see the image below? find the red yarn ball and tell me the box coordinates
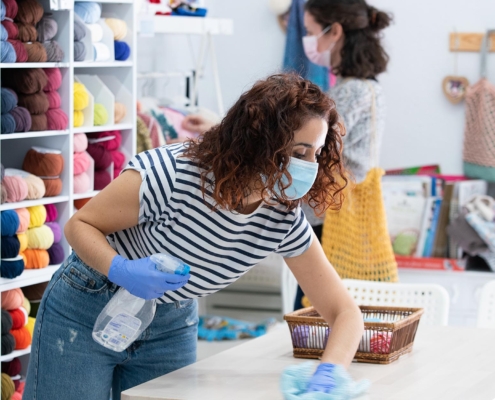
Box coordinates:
[1,21,19,39]
[8,309,26,330]
[370,332,392,354]
[46,108,68,130]
[110,150,125,170]
[87,143,112,170]
[94,170,111,190]
[45,90,61,109]
[3,0,18,19]
[87,130,122,151]
[43,68,62,92]
[1,357,21,377]
[7,39,28,62]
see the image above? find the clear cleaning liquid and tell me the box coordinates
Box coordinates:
[92,254,190,352]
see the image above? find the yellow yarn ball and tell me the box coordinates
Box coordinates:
[105,18,127,40]
[23,296,31,315]
[1,373,15,400]
[18,233,28,253]
[27,205,47,228]
[94,103,108,126]
[74,110,84,127]
[27,225,55,250]
[114,102,126,124]
[74,82,89,111]
[26,316,36,337]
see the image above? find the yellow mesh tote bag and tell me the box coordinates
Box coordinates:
[321,81,398,282]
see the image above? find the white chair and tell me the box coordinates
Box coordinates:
[343,279,450,326]
[477,280,495,329]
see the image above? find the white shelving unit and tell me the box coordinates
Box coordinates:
[0,0,137,367]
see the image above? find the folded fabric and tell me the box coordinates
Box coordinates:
[447,213,488,256]
[280,362,370,400]
[197,316,276,342]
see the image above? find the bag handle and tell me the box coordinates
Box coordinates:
[364,80,378,168]
[480,30,495,79]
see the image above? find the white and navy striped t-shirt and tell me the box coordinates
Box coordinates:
[107,144,313,303]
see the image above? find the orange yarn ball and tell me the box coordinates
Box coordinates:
[23,249,49,269]
[1,288,24,311]
[11,326,31,350]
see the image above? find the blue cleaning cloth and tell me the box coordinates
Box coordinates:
[283,0,328,92]
[280,362,370,400]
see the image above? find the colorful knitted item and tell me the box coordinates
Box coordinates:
[197,315,276,341]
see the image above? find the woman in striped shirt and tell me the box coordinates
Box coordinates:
[24,74,363,399]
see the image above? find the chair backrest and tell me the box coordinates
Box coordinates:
[477,280,495,329]
[343,279,450,326]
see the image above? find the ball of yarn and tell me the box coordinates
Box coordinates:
[2,358,21,376]
[41,177,62,197]
[93,103,108,126]
[1,39,16,62]
[43,68,62,92]
[44,204,57,222]
[47,242,64,264]
[23,174,45,200]
[74,197,91,210]
[94,169,111,190]
[73,17,86,41]
[73,172,91,194]
[17,233,27,252]
[23,249,49,269]
[8,38,28,61]
[74,82,89,111]
[26,316,35,337]
[22,297,30,316]
[11,326,30,350]
[1,373,15,399]
[114,102,126,124]
[1,236,20,259]
[105,18,127,40]
[93,42,110,61]
[10,107,31,132]
[2,20,18,39]
[1,113,16,134]
[370,332,392,354]
[2,68,47,95]
[74,133,88,153]
[18,91,49,115]
[46,108,68,130]
[74,40,86,61]
[87,130,122,151]
[24,41,47,62]
[0,256,24,279]
[3,0,17,19]
[14,208,29,233]
[12,391,22,400]
[1,88,17,114]
[27,225,54,250]
[15,0,43,25]
[36,16,57,42]
[74,2,101,24]
[1,24,6,40]
[111,150,125,169]
[45,222,61,243]
[86,23,102,42]
[1,210,20,236]
[27,205,46,228]
[1,311,12,334]
[73,110,84,127]
[16,22,36,41]
[1,288,23,310]
[2,177,28,203]
[1,334,16,356]
[29,113,47,131]
[43,40,64,62]
[114,40,130,61]
[8,309,26,330]
[22,148,65,177]
[87,143,112,170]
[0,1,5,19]
[73,151,91,175]
[45,90,61,110]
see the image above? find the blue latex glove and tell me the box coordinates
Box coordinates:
[108,255,190,300]
[306,363,336,394]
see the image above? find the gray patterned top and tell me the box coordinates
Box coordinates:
[302,77,385,227]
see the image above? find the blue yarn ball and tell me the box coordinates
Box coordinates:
[1,24,7,41]
[114,40,130,61]
[1,40,16,63]
[1,2,6,21]
[1,113,16,134]
[0,257,25,279]
[74,2,101,24]
[1,88,17,114]
[1,210,20,236]
[1,236,20,259]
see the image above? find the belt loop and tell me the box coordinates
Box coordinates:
[174,301,181,309]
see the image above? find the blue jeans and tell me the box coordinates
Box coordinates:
[24,252,198,400]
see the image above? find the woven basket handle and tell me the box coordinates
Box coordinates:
[364,80,378,168]
[480,30,494,79]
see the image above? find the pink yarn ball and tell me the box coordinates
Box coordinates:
[44,204,58,222]
[73,151,91,175]
[43,68,62,92]
[45,90,61,109]
[73,133,88,153]
[370,332,392,354]
[110,150,125,170]
[2,176,28,203]
[46,108,68,130]
[73,172,91,194]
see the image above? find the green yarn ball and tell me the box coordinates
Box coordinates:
[1,373,15,400]
[93,103,108,126]
[392,232,418,256]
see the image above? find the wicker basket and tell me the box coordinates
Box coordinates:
[284,306,424,364]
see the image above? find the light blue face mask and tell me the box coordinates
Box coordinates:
[273,157,319,200]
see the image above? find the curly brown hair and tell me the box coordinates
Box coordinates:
[183,74,347,214]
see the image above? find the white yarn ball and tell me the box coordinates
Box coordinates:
[268,0,291,15]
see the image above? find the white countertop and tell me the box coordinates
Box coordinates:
[122,324,495,400]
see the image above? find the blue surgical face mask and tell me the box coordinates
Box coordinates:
[273,157,319,200]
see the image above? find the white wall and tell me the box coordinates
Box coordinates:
[138,0,495,174]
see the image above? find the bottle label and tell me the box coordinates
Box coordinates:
[101,313,142,349]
